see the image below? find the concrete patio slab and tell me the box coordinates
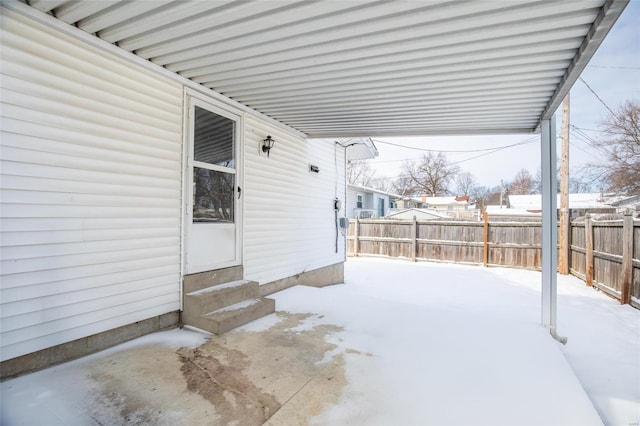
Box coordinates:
[1,258,619,425]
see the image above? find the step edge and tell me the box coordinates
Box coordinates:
[186,280,257,296]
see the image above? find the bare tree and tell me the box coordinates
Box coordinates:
[369,176,392,192]
[597,99,640,194]
[569,169,597,193]
[402,153,459,196]
[390,174,418,197]
[347,160,376,187]
[509,169,535,195]
[471,185,501,210]
[455,172,477,196]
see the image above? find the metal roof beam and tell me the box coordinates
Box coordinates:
[199,49,576,90]
[540,0,629,124]
[260,87,557,115]
[246,80,559,110]
[222,61,571,99]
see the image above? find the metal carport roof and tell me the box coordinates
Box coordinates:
[11,0,628,137]
[3,0,630,341]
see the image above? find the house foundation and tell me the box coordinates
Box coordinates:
[259,262,345,296]
[1,263,344,380]
[0,311,179,380]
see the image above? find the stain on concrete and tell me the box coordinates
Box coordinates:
[88,345,218,425]
[178,345,280,425]
[79,311,366,425]
[178,312,352,424]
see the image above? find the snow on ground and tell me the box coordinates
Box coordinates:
[270,258,639,425]
[488,266,640,425]
[1,258,637,425]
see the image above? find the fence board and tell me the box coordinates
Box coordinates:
[346,216,639,309]
[591,220,624,295]
[570,222,586,278]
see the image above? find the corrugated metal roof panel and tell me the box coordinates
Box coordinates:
[14,0,628,137]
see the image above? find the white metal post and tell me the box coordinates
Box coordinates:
[540,117,567,344]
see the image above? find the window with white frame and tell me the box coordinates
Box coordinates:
[357,193,363,209]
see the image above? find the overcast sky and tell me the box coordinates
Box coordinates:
[367,1,640,190]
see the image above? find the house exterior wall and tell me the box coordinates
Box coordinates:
[346,186,360,218]
[243,121,346,285]
[346,185,392,218]
[0,10,346,364]
[0,11,184,362]
[364,193,375,210]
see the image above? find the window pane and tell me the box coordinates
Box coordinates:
[193,167,234,223]
[194,106,235,168]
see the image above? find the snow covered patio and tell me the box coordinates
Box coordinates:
[2,258,638,425]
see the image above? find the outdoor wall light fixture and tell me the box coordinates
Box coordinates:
[262,135,275,157]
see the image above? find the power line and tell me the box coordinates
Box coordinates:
[371,136,537,153]
[569,139,595,156]
[572,125,628,137]
[588,65,640,70]
[570,126,606,133]
[368,136,538,167]
[569,133,593,156]
[570,125,599,145]
[449,149,509,165]
[578,77,616,116]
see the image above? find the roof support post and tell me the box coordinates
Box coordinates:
[540,117,567,344]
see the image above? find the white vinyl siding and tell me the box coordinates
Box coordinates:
[243,117,346,284]
[0,11,183,361]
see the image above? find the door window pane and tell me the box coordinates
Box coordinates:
[194,106,235,168]
[193,167,234,222]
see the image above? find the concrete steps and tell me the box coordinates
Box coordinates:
[202,298,276,334]
[182,270,275,334]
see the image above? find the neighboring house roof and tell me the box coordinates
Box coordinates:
[310,137,378,160]
[404,196,470,207]
[348,184,401,199]
[345,138,379,161]
[386,208,451,220]
[509,193,630,210]
[425,196,469,206]
[9,0,627,137]
[608,194,640,209]
[486,206,541,217]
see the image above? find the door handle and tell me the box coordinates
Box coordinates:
[237,186,242,199]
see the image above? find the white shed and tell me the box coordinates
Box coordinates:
[386,209,452,221]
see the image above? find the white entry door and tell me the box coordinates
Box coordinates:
[185,97,242,274]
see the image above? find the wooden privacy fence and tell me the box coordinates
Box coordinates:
[569,212,639,307]
[347,211,639,308]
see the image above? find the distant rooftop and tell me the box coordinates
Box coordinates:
[509,193,630,210]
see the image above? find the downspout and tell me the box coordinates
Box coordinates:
[541,117,568,345]
[334,142,340,254]
[343,144,348,261]
[337,141,356,261]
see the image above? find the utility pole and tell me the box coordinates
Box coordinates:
[559,94,570,274]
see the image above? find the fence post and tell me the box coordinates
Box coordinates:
[559,208,571,274]
[412,215,417,262]
[483,210,489,267]
[585,213,593,287]
[354,218,360,257]
[621,209,633,304]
